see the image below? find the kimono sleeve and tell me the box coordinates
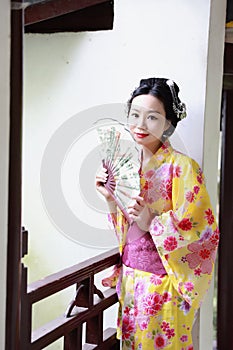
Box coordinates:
[101,208,128,288]
[107,207,129,254]
[149,156,219,309]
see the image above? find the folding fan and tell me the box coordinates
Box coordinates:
[95,118,141,223]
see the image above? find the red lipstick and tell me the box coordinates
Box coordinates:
[134,132,149,138]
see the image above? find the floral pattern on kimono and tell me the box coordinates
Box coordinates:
[103,141,219,349]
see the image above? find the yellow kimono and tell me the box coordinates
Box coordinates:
[105,141,219,350]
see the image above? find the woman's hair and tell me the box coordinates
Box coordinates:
[127,77,186,137]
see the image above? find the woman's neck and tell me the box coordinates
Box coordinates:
[141,142,162,168]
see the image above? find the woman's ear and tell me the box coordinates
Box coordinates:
[162,119,175,139]
[164,119,172,132]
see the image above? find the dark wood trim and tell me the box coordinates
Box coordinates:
[224,43,233,74]
[25,1,114,33]
[222,73,233,90]
[5,2,24,349]
[226,0,233,23]
[20,246,120,349]
[217,88,233,350]
[217,43,233,350]
[27,248,120,303]
[25,0,110,25]
[7,1,114,347]
[31,289,118,349]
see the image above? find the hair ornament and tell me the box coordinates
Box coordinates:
[166,79,187,120]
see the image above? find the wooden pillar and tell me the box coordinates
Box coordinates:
[5,1,24,349]
[64,327,83,350]
[217,42,233,350]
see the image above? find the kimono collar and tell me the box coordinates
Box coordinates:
[142,140,174,173]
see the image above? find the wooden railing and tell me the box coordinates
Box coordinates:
[20,228,121,350]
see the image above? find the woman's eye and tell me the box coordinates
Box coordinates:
[148,115,158,120]
[130,113,139,118]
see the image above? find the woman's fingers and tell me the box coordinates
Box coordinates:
[128,201,141,212]
[96,167,108,184]
[95,167,111,199]
[128,214,137,221]
[132,195,145,206]
[127,196,145,218]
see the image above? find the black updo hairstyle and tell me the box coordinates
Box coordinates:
[127,77,183,137]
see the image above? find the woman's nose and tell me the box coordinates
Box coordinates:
[137,115,146,128]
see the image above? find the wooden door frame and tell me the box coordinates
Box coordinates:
[217,42,233,350]
[6,2,114,348]
[5,1,24,349]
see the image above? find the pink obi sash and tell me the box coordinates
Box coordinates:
[122,222,167,275]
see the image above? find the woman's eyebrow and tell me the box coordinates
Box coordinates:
[147,109,162,114]
[130,108,140,112]
[131,107,161,114]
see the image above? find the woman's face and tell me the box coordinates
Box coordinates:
[128,94,170,153]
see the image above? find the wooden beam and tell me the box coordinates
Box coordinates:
[25,1,114,33]
[25,0,109,25]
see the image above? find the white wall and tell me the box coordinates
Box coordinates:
[0,0,11,348]
[23,0,225,348]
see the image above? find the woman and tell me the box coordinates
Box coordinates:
[96,78,219,349]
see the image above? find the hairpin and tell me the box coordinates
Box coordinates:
[166,80,187,120]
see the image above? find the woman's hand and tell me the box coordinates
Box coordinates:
[128,195,155,231]
[96,167,117,213]
[95,167,112,200]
